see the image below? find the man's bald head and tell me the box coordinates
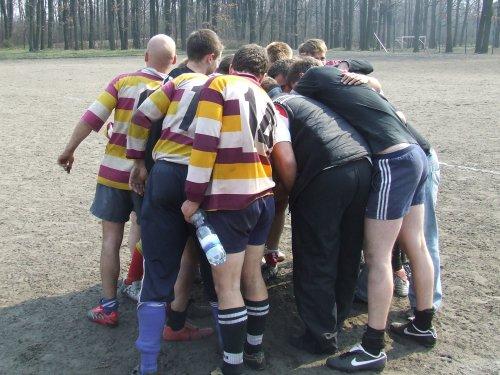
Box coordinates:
[145,34,177,73]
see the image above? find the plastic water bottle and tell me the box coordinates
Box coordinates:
[191,210,227,266]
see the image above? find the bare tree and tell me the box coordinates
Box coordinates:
[445,0,453,51]
[413,0,422,51]
[453,0,461,45]
[429,0,437,47]
[475,0,493,53]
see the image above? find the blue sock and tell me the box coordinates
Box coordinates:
[100,298,119,314]
[136,302,166,374]
[210,301,223,349]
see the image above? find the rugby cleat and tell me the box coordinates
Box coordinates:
[390,320,437,348]
[163,322,214,341]
[243,349,266,371]
[120,280,142,302]
[393,273,409,297]
[326,343,386,373]
[86,304,119,327]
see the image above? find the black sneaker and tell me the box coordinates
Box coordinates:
[243,350,266,371]
[390,320,437,348]
[326,343,386,373]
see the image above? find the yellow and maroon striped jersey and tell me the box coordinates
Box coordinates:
[185,73,278,211]
[126,72,210,164]
[80,68,166,190]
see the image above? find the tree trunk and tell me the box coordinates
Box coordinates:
[270,0,277,41]
[88,0,95,47]
[131,0,139,47]
[27,0,36,50]
[211,0,218,30]
[422,0,429,37]
[47,0,54,46]
[240,0,247,40]
[107,0,115,49]
[367,0,375,48]
[412,0,422,51]
[179,0,186,49]
[35,0,41,50]
[117,0,125,48]
[453,0,461,45]
[0,0,8,40]
[494,0,500,48]
[333,0,341,47]
[248,0,256,42]
[324,0,331,45]
[62,0,69,48]
[459,0,470,45]
[445,0,453,52]
[346,0,353,49]
[78,0,84,49]
[292,0,298,47]
[386,0,394,48]
[475,0,493,53]
[360,0,367,49]
[164,0,171,34]
[429,0,437,47]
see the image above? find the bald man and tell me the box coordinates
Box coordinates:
[57,34,177,327]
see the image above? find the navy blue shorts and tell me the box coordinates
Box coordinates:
[90,183,142,223]
[206,195,275,253]
[365,145,428,220]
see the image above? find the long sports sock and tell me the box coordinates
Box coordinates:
[361,325,385,356]
[166,306,187,331]
[125,242,144,285]
[244,299,269,354]
[218,306,247,375]
[136,302,166,374]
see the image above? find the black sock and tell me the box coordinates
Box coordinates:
[244,299,269,354]
[413,308,434,331]
[166,307,187,331]
[218,306,247,375]
[361,325,385,356]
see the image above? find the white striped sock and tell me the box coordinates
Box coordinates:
[223,351,243,365]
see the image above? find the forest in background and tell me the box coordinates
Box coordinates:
[0,0,498,55]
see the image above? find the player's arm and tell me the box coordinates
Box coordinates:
[127,82,174,195]
[57,77,119,173]
[337,59,374,75]
[182,81,223,221]
[340,72,382,92]
[271,104,296,193]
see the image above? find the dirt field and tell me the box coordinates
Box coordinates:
[0,52,499,375]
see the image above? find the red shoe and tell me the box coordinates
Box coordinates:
[163,322,214,341]
[86,304,119,327]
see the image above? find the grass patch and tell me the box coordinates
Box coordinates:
[0,48,147,60]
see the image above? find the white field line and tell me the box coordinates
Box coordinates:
[439,162,500,176]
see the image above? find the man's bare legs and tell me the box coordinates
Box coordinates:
[398,205,434,310]
[101,220,125,300]
[242,245,268,301]
[364,218,402,330]
[128,212,141,256]
[171,238,198,312]
[212,253,245,309]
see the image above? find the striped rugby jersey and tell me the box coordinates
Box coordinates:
[126,72,210,164]
[185,73,279,211]
[80,67,166,190]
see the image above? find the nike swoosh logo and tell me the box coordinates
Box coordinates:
[404,327,436,338]
[351,357,383,367]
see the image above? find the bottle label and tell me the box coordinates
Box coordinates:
[199,233,219,250]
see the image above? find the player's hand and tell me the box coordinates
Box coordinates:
[341,72,368,86]
[129,161,148,196]
[181,200,200,223]
[57,151,75,173]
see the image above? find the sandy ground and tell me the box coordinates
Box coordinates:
[0,52,499,375]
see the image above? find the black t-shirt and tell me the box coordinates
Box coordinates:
[166,65,194,81]
[294,66,417,154]
[274,93,371,203]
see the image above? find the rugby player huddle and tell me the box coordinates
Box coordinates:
[57,30,442,374]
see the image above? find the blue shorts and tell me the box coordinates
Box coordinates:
[90,183,142,223]
[206,195,275,253]
[365,145,428,220]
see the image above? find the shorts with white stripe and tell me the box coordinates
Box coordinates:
[365,145,428,220]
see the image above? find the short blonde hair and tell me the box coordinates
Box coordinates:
[298,39,327,56]
[266,41,293,64]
